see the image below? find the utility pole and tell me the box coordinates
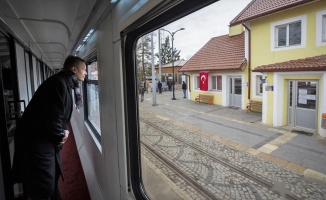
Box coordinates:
[160,28,185,100]
[151,32,156,106]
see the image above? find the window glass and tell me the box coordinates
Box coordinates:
[85,61,101,136]
[24,52,32,102]
[212,76,217,89]
[15,43,29,107]
[136,2,255,199]
[87,83,100,133]
[195,75,200,89]
[272,15,306,50]
[289,21,301,45]
[256,75,263,96]
[322,14,326,42]
[234,78,242,94]
[297,81,316,109]
[277,25,287,46]
[32,56,38,91]
[88,62,98,80]
[211,75,222,90]
[276,21,301,47]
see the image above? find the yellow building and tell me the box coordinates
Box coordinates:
[230,0,326,136]
[179,31,247,107]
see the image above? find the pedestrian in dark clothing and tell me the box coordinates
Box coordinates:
[140,81,146,102]
[182,81,187,98]
[12,55,87,200]
[158,81,162,94]
[167,80,172,91]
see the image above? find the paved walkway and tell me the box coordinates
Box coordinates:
[139,89,326,183]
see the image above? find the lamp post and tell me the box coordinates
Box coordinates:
[160,28,185,100]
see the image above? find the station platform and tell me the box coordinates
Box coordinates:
[139,89,326,199]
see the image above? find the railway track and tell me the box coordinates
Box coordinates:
[140,118,300,200]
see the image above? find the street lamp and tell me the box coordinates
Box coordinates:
[160,28,185,100]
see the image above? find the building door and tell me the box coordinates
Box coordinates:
[229,77,242,107]
[288,80,317,131]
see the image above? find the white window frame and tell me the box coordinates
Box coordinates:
[271,15,306,51]
[194,75,200,90]
[316,10,326,46]
[210,75,222,91]
[253,72,263,99]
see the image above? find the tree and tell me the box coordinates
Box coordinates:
[155,35,181,65]
[136,34,155,81]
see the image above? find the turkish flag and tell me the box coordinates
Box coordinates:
[200,71,208,91]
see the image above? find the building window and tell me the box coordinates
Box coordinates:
[271,15,306,51]
[316,10,326,46]
[276,21,301,47]
[256,75,263,96]
[194,75,200,89]
[211,75,222,91]
[85,59,101,140]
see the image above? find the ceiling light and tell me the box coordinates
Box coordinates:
[76,44,84,52]
[83,29,94,42]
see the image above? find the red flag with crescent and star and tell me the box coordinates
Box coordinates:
[199,71,208,91]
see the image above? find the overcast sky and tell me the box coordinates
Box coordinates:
[152,0,252,60]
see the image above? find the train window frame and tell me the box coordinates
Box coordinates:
[121,0,218,199]
[83,53,101,143]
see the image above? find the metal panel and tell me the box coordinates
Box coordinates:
[296,108,316,130]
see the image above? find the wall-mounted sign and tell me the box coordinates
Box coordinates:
[265,85,274,91]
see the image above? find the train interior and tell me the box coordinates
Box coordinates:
[1,0,326,199]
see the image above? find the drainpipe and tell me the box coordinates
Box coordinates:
[242,23,251,101]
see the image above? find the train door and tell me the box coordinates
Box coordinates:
[288,80,318,131]
[229,77,242,107]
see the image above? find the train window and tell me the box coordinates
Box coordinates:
[124,0,324,199]
[84,58,101,140]
[24,52,32,102]
[15,43,29,107]
[32,56,38,91]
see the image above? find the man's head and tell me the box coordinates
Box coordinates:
[63,55,87,81]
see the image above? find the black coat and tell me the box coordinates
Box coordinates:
[12,71,73,198]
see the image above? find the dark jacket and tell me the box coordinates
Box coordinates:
[182,82,187,90]
[12,71,74,198]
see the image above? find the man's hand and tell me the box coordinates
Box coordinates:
[60,130,69,144]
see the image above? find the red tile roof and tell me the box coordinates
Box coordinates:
[230,0,315,26]
[179,33,246,72]
[253,54,326,72]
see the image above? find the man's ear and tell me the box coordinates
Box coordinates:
[72,66,77,73]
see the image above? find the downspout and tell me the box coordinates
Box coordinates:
[242,23,251,101]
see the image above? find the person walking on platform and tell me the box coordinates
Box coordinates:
[182,81,187,98]
[167,80,172,91]
[12,55,87,200]
[158,81,162,94]
[140,81,146,102]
